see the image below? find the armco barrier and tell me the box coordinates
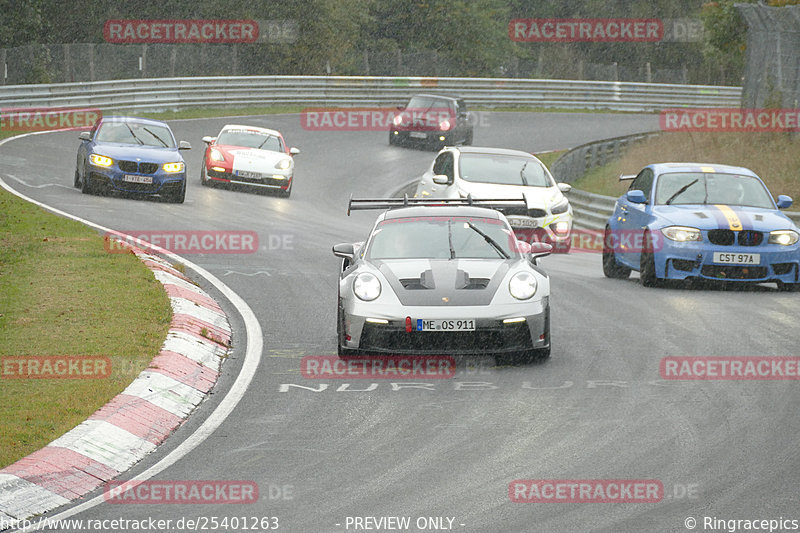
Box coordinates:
[549,131,661,185]
[566,189,618,230]
[0,75,741,113]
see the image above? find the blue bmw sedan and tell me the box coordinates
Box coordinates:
[74,116,191,203]
[602,163,800,290]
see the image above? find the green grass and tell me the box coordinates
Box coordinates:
[572,132,800,201]
[137,105,308,122]
[0,188,172,468]
[533,149,568,169]
[475,106,644,114]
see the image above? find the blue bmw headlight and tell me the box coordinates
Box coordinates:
[90,154,113,167]
[661,226,702,242]
[163,162,185,173]
[769,230,800,245]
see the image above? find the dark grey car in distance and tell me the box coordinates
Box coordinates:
[389,94,474,149]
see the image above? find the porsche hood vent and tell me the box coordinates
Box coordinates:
[399,269,489,290]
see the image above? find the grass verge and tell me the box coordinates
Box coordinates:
[572,132,800,201]
[533,149,568,169]
[0,187,172,468]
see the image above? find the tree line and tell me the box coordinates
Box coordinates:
[0,0,795,84]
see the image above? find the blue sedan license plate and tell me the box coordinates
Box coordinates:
[417,319,475,331]
[123,174,152,184]
[713,252,759,264]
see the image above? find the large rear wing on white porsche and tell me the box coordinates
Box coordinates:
[347,193,527,215]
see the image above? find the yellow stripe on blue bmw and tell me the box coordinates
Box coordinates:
[714,204,743,231]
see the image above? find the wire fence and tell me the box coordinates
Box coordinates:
[1,42,728,87]
[738,4,800,108]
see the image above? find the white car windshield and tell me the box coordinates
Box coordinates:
[367,217,517,260]
[459,154,553,187]
[216,130,284,152]
[655,172,775,208]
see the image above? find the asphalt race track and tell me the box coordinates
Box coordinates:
[3,112,800,532]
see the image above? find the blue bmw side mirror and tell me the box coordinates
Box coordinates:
[777,195,793,209]
[626,190,647,204]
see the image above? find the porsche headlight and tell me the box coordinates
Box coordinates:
[353,272,381,301]
[392,114,404,126]
[509,271,537,300]
[162,162,185,173]
[275,158,292,170]
[769,230,800,246]
[550,198,569,215]
[661,226,702,242]
[210,148,225,162]
[439,119,451,131]
[89,154,113,167]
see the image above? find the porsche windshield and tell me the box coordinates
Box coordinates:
[458,154,553,187]
[216,130,284,152]
[367,217,516,260]
[655,172,775,208]
[96,122,175,148]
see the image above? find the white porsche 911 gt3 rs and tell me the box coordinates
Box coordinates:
[333,196,554,363]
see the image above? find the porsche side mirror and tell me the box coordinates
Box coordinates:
[777,195,793,209]
[529,241,553,259]
[201,136,216,144]
[79,131,91,141]
[332,243,355,260]
[289,147,300,156]
[515,241,532,255]
[178,140,191,150]
[626,190,647,204]
[432,174,450,185]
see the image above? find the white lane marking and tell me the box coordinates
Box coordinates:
[0,132,263,530]
[223,269,273,277]
[5,174,73,190]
